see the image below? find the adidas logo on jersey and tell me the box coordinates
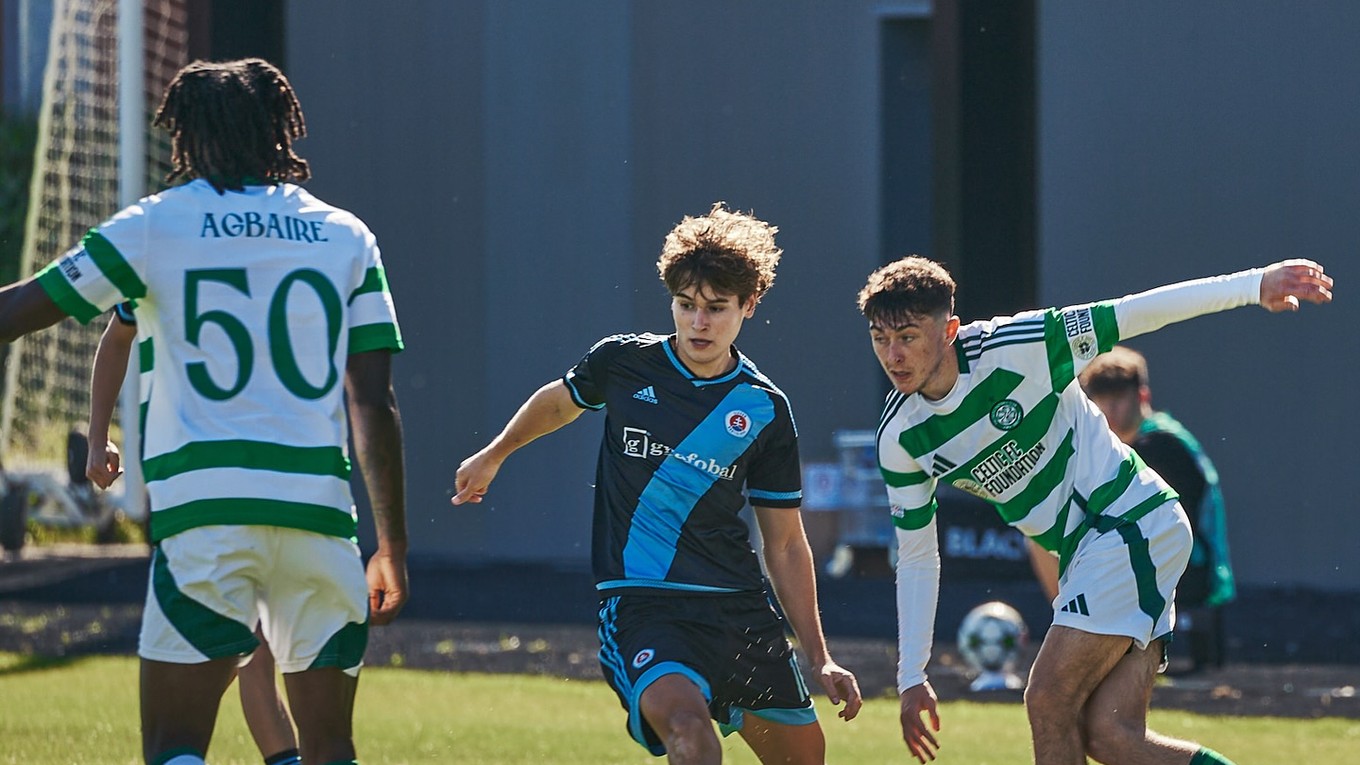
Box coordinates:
[931,455,957,477]
[632,386,658,404]
[1060,593,1090,616]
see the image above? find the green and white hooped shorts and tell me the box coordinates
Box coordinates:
[1051,501,1192,650]
[139,525,369,676]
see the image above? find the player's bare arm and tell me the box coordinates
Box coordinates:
[899,682,941,763]
[0,279,70,344]
[452,379,584,506]
[754,505,863,721]
[346,349,409,625]
[86,316,136,489]
[1259,259,1333,312]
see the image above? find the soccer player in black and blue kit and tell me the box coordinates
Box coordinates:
[453,203,861,764]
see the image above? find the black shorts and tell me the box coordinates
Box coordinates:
[596,591,816,755]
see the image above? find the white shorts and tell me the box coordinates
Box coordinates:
[1051,502,1192,649]
[139,525,369,675]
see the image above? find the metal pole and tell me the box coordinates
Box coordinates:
[116,0,146,519]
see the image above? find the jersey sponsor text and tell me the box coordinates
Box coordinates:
[621,426,737,480]
[58,251,86,281]
[970,439,1047,496]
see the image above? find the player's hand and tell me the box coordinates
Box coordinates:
[85,439,122,489]
[814,659,863,721]
[366,548,408,626]
[899,682,941,763]
[451,448,502,505]
[1260,259,1333,312]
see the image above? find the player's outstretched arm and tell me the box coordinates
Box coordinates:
[0,279,72,344]
[1258,259,1333,312]
[1104,259,1333,342]
[346,349,408,626]
[86,317,136,489]
[754,505,863,721]
[451,379,584,506]
[900,682,941,763]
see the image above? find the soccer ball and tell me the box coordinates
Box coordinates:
[957,600,1027,675]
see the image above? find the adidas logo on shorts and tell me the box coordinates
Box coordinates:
[1060,593,1090,616]
[632,386,658,404]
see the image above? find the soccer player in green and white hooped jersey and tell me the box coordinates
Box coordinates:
[857,256,1332,765]
[1028,345,1238,673]
[0,59,407,765]
[86,303,303,765]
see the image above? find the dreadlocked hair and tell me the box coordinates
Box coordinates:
[153,58,309,193]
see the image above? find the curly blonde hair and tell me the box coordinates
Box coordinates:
[657,202,782,304]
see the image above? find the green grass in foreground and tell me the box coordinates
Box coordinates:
[0,654,1356,764]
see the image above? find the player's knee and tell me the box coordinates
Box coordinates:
[1023,675,1074,725]
[141,717,215,764]
[296,726,355,765]
[662,707,714,739]
[659,709,720,757]
[1083,715,1143,763]
[1021,677,1053,716]
[297,741,356,765]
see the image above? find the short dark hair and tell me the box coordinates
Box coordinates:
[154,58,310,193]
[857,256,955,325]
[1079,346,1149,397]
[657,202,781,305]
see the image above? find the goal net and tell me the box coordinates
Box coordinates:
[1,0,187,476]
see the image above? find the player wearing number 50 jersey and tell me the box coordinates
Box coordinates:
[0,59,407,765]
[42,178,400,540]
[859,256,1331,765]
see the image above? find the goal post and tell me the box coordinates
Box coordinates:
[117,0,145,517]
[1,0,188,519]
[1,0,120,471]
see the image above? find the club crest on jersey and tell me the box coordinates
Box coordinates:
[989,399,1024,430]
[632,649,655,669]
[725,410,751,438]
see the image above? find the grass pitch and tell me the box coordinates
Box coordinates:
[0,653,1356,764]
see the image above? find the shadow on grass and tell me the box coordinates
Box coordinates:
[0,652,82,678]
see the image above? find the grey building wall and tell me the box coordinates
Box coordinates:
[285,1,901,567]
[1038,2,1360,590]
[283,1,1357,591]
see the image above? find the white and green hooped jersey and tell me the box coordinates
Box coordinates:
[36,179,402,542]
[882,269,1263,691]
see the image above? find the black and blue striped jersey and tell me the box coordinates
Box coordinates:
[564,333,802,596]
